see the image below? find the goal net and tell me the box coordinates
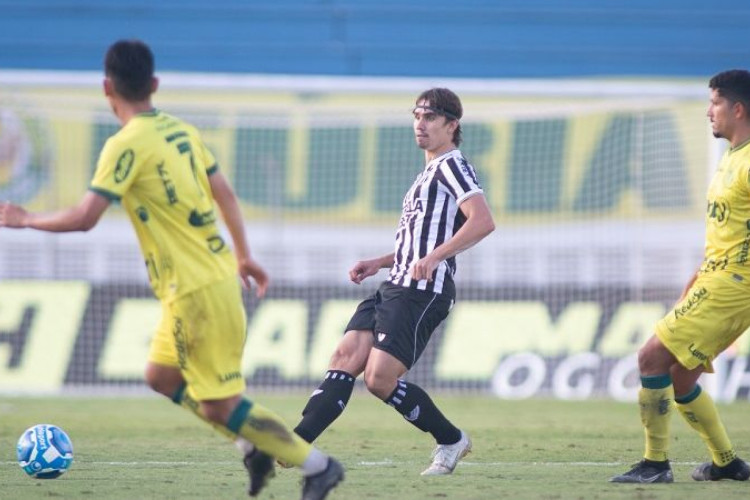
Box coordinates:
[1,71,745,400]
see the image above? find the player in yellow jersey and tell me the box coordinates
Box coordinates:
[611,69,750,484]
[0,39,343,500]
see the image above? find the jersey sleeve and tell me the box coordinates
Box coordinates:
[193,129,219,176]
[439,156,484,204]
[89,137,139,201]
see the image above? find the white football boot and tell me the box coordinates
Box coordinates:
[421,430,472,476]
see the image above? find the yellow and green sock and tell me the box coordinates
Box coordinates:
[676,384,736,466]
[639,374,674,462]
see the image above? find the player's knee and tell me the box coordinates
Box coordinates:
[637,337,673,375]
[363,370,395,400]
[143,364,183,398]
[329,345,367,374]
[328,346,350,367]
[636,344,656,374]
[200,404,225,424]
[144,369,170,396]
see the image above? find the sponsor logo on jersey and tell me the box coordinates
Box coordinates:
[674,287,708,318]
[114,149,135,183]
[188,208,216,227]
[173,317,187,370]
[707,198,730,227]
[206,235,226,253]
[135,206,149,222]
[688,343,709,362]
[218,371,242,383]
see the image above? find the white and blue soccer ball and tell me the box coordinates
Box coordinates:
[16,424,74,479]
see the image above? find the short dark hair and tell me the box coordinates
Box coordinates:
[416,88,463,146]
[104,39,155,101]
[709,69,750,119]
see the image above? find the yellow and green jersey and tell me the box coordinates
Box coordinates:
[90,110,235,301]
[702,139,750,277]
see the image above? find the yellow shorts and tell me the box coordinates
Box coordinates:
[148,276,247,400]
[655,271,750,372]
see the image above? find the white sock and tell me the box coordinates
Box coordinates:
[301,448,328,476]
[235,438,255,456]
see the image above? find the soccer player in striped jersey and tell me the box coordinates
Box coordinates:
[611,69,750,484]
[285,88,495,475]
[0,39,343,500]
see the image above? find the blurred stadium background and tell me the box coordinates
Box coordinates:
[2,0,750,401]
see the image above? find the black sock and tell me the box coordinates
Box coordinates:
[644,458,670,469]
[294,370,355,443]
[385,380,461,445]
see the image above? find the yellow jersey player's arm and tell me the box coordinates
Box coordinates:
[208,169,269,298]
[677,268,701,302]
[0,191,110,232]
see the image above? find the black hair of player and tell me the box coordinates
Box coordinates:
[104,39,155,102]
[709,69,750,119]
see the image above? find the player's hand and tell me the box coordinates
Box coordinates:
[410,255,439,282]
[349,260,380,284]
[238,257,269,298]
[0,202,29,228]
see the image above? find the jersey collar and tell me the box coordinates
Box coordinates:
[426,148,458,167]
[730,137,750,153]
[135,108,160,118]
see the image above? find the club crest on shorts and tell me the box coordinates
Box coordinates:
[377,332,387,343]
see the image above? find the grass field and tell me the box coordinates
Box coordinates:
[2,393,750,499]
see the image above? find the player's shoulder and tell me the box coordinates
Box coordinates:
[441,149,477,174]
[156,110,196,131]
[726,142,750,182]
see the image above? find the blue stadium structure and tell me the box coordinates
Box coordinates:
[1,0,749,78]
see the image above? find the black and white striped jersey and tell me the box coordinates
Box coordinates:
[388,149,483,293]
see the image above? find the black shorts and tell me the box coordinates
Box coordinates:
[345,280,454,369]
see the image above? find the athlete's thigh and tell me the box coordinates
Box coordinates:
[148,301,179,368]
[656,272,750,372]
[169,277,247,400]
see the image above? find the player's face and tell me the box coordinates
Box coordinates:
[707,88,735,140]
[413,100,456,153]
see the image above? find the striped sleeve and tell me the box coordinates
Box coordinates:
[439,156,483,203]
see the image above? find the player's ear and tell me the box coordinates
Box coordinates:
[103,77,114,97]
[447,117,458,134]
[151,77,159,95]
[732,100,747,120]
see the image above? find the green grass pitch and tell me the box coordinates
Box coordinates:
[1,393,749,499]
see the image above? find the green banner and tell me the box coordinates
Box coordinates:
[1,87,709,222]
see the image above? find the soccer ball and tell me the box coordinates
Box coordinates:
[16,424,74,479]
